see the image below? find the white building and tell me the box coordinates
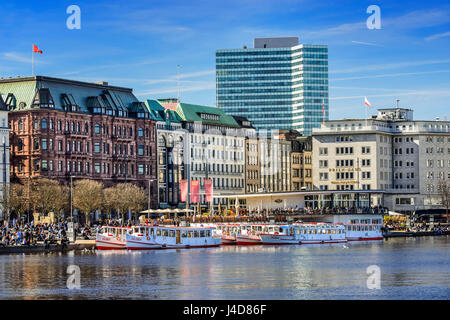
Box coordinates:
[172,101,246,211]
[312,108,450,214]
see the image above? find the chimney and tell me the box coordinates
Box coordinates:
[94,81,109,86]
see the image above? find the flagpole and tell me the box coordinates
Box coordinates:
[365,98,368,127]
[31,45,34,76]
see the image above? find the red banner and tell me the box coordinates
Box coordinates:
[190,180,200,203]
[204,179,213,202]
[180,179,188,202]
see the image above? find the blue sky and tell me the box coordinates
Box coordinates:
[1,0,449,121]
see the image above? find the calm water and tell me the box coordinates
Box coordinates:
[0,236,449,300]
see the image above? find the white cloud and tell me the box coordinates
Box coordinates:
[2,52,48,64]
[136,82,216,96]
[351,41,381,47]
[331,59,450,74]
[332,69,450,81]
[425,30,450,41]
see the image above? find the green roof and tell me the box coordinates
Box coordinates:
[145,99,182,123]
[175,102,239,127]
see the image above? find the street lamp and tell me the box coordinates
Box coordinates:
[148,178,156,210]
[70,175,75,222]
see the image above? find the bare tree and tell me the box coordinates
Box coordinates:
[437,180,450,224]
[103,187,119,220]
[0,183,28,221]
[73,179,104,226]
[113,183,148,225]
[33,178,69,221]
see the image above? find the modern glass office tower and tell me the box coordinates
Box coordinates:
[216,37,328,135]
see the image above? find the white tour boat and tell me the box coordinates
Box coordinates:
[260,223,347,245]
[343,223,383,241]
[125,225,221,250]
[213,223,242,245]
[96,226,131,250]
[236,223,291,245]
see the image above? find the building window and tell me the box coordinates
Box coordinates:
[94,143,101,153]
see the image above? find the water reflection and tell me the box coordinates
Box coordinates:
[0,236,448,299]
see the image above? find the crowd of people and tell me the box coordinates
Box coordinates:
[0,220,94,247]
[244,205,388,216]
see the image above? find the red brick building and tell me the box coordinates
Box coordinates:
[1,76,158,207]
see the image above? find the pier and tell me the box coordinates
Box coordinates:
[0,240,95,255]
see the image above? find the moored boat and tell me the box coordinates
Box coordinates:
[342,223,383,241]
[235,223,291,245]
[96,226,131,250]
[125,225,221,250]
[260,223,347,245]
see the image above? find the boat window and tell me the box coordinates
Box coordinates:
[182,231,187,237]
[200,230,205,237]
[169,230,175,237]
[156,229,161,236]
[151,228,154,235]
[357,226,361,231]
[140,228,145,234]
[162,229,169,237]
[279,227,284,233]
[206,230,211,237]
[194,231,199,237]
[134,227,139,233]
[188,231,194,238]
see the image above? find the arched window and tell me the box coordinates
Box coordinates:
[18,120,23,131]
[94,123,100,134]
[41,118,47,129]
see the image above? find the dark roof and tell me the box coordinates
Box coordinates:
[0,76,139,114]
[232,116,254,129]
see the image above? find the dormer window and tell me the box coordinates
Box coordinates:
[199,113,219,121]
[61,93,79,112]
[32,88,54,108]
[5,93,16,110]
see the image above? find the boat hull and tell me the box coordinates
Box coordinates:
[260,234,299,245]
[236,235,262,245]
[95,239,126,250]
[220,235,237,245]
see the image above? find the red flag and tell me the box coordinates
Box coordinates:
[180,179,188,202]
[204,179,213,202]
[33,44,43,54]
[190,180,200,203]
[364,96,373,108]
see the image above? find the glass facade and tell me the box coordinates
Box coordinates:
[216,43,328,135]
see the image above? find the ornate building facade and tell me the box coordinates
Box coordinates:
[1,76,158,207]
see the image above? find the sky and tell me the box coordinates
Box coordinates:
[0,0,449,121]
